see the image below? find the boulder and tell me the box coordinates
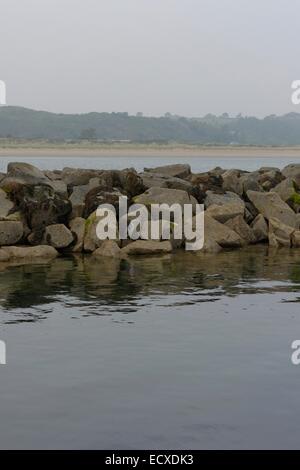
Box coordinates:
[43,224,74,249]
[69,217,86,252]
[206,202,245,223]
[43,170,62,181]
[144,164,191,179]
[196,238,222,254]
[49,180,68,198]
[251,214,268,242]
[258,169,284,191]
[0,188,14,218]
[240,172,262,193]
[117,169,145,197]
[268,217,294,247]
[83,210,120,252]
[61,167,101,187]
[188,171,223,195]
[69,185,90,218]
[222,169,243,196]
[122,240,173,255]
[203,214,243,248]
[225,215,256,245]
[133,187,198,212]
[0,249,10,262]
[2,245,58,259]
[84,187,125,218]
[93,240,121,258]
[270,177,298,203]
[282,164,300,185]
[204,190,245,209]
[292,231,300,247]
[2,162,50,187]
[140,172,193,192]
[247,190,297,228]
[0,221,23,245]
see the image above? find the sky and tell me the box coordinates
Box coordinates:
[0,0,299,117]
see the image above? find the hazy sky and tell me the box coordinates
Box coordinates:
[0,0,299,117]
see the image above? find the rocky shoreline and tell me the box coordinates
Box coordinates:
[0,161,300,262]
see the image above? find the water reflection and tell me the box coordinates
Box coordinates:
[0,245,300,324]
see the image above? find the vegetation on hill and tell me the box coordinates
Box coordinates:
[1,106,300,145]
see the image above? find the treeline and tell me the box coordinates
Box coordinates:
[1,106,300,145]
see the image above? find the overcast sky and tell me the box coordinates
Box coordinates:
[0,0,298,117]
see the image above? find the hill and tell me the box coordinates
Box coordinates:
[1,106,300,145]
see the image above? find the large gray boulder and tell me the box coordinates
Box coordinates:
[270,177,299,203]
[133,187,198,212]
[203,214,243,248]
[292,231,300,247]
[282,164,300,185]
[44,224,74,249]
[204,190,245,223]
[247,190,297,228]
[13,185,71,242]
[1,163,67,197]
[0,188,14,218]
[268,217,294,247]
[69,217,85,252]
[251,214,268,242]
[225,215,256,245]
[240,172,262,193]
[258,169,284,191]
[69,185,90,218]
[140,172,194,192]
[61,168,101,186]
[122,240,173,255]
[2,162,50,187]
[83,210,120,252]
[0,249,10,261]
[93,240,121,258]
[2,245,58,259]
[0,221,23,245]
[205,203,245,223]
[204,190,245,209]
[144,164,191,179]
[222,169,244,196]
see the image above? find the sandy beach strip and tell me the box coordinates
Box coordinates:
[0,145,300,158]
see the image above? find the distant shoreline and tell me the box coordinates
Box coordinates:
[0,144,300,157]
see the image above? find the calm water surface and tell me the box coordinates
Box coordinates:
[1,155,300,449]
[0,247,300,449]
[1,154,300,172]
